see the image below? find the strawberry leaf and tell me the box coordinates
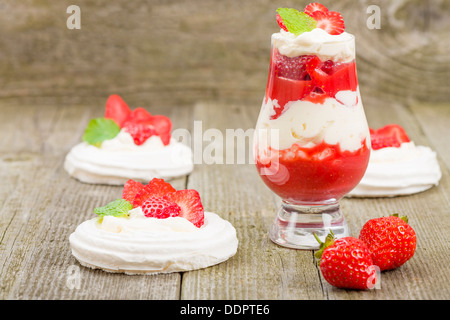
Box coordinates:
[82,118,121,147]
[94,199,132,218]
[276,8,317,35]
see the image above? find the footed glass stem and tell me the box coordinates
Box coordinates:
[269,201,349,250]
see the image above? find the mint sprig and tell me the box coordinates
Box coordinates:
[82,118,120,147]
[94,199,132,219]
[276,8,317,36]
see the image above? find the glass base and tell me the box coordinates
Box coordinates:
[269,201,349,250]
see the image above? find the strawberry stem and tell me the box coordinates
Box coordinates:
[313,230,335,263]
[392,213,409,224]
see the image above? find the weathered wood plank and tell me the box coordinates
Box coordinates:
[0,0,448,106]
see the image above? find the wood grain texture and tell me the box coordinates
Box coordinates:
[0,0,449,301]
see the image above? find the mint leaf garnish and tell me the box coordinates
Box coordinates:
[94,199,132,218]
[82,118,120,147]
[276,8,317,35]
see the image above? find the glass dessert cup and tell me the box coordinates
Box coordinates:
[254,35,371,249]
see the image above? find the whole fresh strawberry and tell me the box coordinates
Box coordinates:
[359,214,417,271]
[314,232,377,290]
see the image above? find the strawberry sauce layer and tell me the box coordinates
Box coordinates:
[265,50,358,119]
[255,140,370,204]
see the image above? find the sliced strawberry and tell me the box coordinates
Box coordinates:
[141,197,181,219]
[311,10,345,35]
[276,13,288,32]
[122,107,153,125]
[304,2,329,16]
[370,125,410,150]
[149,115,172,146]
[122,179,144,203]
[123,121,156,145]
[105,94,132,127]
[132,178,176,208]
[163,190,204,228]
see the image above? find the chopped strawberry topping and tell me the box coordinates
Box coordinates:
[105,94,132,127]
[141,197,181,219]
[276,13,288,32]
[149,115,172,145]
[163,190,204,228]
[132,178,176,208]
[122,179,144,203]
[370,125,410,150]
[304,2,329,16]
[311,10,345,35]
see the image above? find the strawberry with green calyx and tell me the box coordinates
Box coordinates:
[359,214,417,271]
[314,231,377,290]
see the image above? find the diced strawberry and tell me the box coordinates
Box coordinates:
[311,10,345,35]
[105,94,132,127]
[307,60,358,98]
[150,115,172,146]
[141,197,181,219]
[370,125,410,150]
[275,53,316,81]
[132,178,176,208]
[123,121,156,145]
[122,107,153,125]
[163,190,204,228]
[122,179,144,203]
[304,2,329,16]
[276,13,288,32]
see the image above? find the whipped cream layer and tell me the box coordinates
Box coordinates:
[64,130,194,185]
[272,28,355,62]
[69,210,238,274]
[255,90,370,152]
[349,142,442,197]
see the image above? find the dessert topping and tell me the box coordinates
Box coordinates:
[370,124,411,150]
[83,95,173,147]
[276,3,345,36]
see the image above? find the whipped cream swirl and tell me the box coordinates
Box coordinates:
[69,210,238,274]
[349,142,442,197]
[64,130,194,185]
[272,28,355,62]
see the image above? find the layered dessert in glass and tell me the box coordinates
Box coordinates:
[254,4,370,249]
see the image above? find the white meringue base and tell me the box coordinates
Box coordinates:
[348,142,441,197]
[69,212,238,275]
[64,137,194,185]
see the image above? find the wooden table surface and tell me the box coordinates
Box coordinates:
[0,0,449,301]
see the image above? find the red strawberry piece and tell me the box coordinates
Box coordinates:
[276,13,288,32]
[123,107,153,125]
[132,178,176,208]
[123,121,156,145]
[122,179,144,203]
[105,94,132,127]
[304,2,329,16]
[311,10,345,35]
[149,115,172,146]
[163,190,204,228]
[315,232,377,290]
[141,197,181,219]
[275,53,316,81]
[359,214,417,271]
[369,124,410,150]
